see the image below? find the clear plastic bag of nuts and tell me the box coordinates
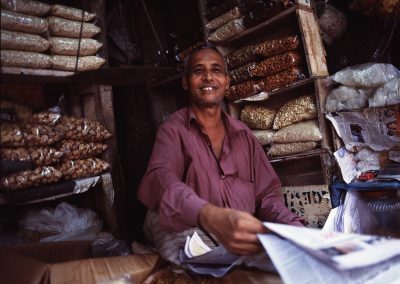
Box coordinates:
[255,35,301,58]
[0,123,65,147]
[0,166,62,190]
[31,111,62,126]
[60,116,111,142]
[59,140,108,160]
[0,146,64,166]
[57,158,110,180]
[240,104,276,129]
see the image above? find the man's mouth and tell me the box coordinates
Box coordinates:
[200,86,217,91]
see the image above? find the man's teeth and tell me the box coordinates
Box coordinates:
[202,87,215,91]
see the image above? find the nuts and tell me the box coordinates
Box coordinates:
[0,146,63,166]
[240,105,276,129]
[225,80,260,101]
[57,158,110,180]
[251,51,302,77]
[59,139,107,160]
[255,35,301,58]
[229,62,257,85]
[0,166,62,190]
[31,112,62,126]
[268,142,318,156]
[60,117,111,142]
[226,44,258,69]
[257,66,305,93]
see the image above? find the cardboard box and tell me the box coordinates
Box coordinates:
[0,241,159,284]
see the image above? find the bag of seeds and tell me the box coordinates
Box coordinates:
[240,104,276,129]
[0,0,50,16]
[1,50,52,69]
[206,6,244,30]
[1,30,49,52]
[225,44,258,69]
[51,55,105,71]
[273,95,317,130]
[48,16,100,38]
[49,37,102,56]
[253,129,275,145]
[229,62,257,85]
[50,4,95,22]
[257,66,305,93]
[267,141,318,156]
[225,80,261,101]
[1,10,48,34]
[208,17,245,42]
[273,120,322,143]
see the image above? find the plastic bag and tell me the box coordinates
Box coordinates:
[1,10,48,34]
[59,140,108,160]
[206,6,243,29]
[57,157,110,180]
[354,148,381,172]
[92,232,131,257]
[253,129,275,145]
[268,141,318,156]
[52,55,105,71]
[0,0,50,16]
[49,37,102,56]
[251,51,302,77]
[325,85,370,112]
[1,50,52,69]
[50,4,96,22]
[61,116,111,142]
[240,104,276,129]
[229,62,257,85]
[48,16,101,38]
[331,63,400,88]
[225,43,258,69]
[1,30,49,53]
[257,66,306,93]
[225,80,261,100]
[0,146,64,166]
[255,35,301,58]
[273,120,322,143]
[208,17,245,42]
[369,77,400,108]
[19,202,102,241]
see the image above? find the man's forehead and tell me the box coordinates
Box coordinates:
[190,48,225,66]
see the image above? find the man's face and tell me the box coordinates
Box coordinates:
[183,48,229,108]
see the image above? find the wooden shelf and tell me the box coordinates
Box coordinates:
[1,66,180,86]
[0,176,101,205]
[268,148,326,163]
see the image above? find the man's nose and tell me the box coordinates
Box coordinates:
[203,70,213,81]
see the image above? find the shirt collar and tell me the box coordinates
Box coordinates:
[186,107,247,137]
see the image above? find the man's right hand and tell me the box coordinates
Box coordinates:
[198,203,268,255]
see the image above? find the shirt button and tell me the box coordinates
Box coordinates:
[221,174,225,179]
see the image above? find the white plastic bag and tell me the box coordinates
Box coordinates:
[325,85,370,112]
[331,63,400,88]
[369,77,400,108]
[19,202,102,242]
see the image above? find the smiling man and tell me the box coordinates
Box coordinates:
[137,45,303,266]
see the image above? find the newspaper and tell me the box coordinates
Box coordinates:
[259,222,400,284]
[326,106,400,151]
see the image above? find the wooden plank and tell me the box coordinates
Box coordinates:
[100,173,119,236]
[1,67,74,77]
[296,8,329,77]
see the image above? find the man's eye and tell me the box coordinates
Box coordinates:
[192,69,203,74]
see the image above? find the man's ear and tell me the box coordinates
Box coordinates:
[182,77,188,90]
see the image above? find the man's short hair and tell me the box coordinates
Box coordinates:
[183,44,228,77]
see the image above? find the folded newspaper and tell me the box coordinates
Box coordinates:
[181,224,400,282]
[259,222,400,284]
[326,106,400,151]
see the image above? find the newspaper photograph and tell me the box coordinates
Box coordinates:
[326,105,400,151]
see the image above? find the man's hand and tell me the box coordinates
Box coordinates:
[198,203,268,255]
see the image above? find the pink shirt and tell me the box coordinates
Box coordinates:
[138,107,303,231]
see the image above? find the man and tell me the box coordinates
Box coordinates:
[137,45,303,264]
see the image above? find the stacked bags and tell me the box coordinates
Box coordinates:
[1,112,111,190]
[1,0,104,72]
[206,0,295,42]
[224,35,305,101]
[240,95,322,156]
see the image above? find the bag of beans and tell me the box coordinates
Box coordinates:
[31,111,62,126]
[225,44,258,69]
[206,6,244,29]
[208,17,245,42]
[229,62,257,85]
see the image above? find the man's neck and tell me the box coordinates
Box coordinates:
[190,105,223,132]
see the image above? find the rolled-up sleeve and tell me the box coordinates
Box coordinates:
[137,124,207,231]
